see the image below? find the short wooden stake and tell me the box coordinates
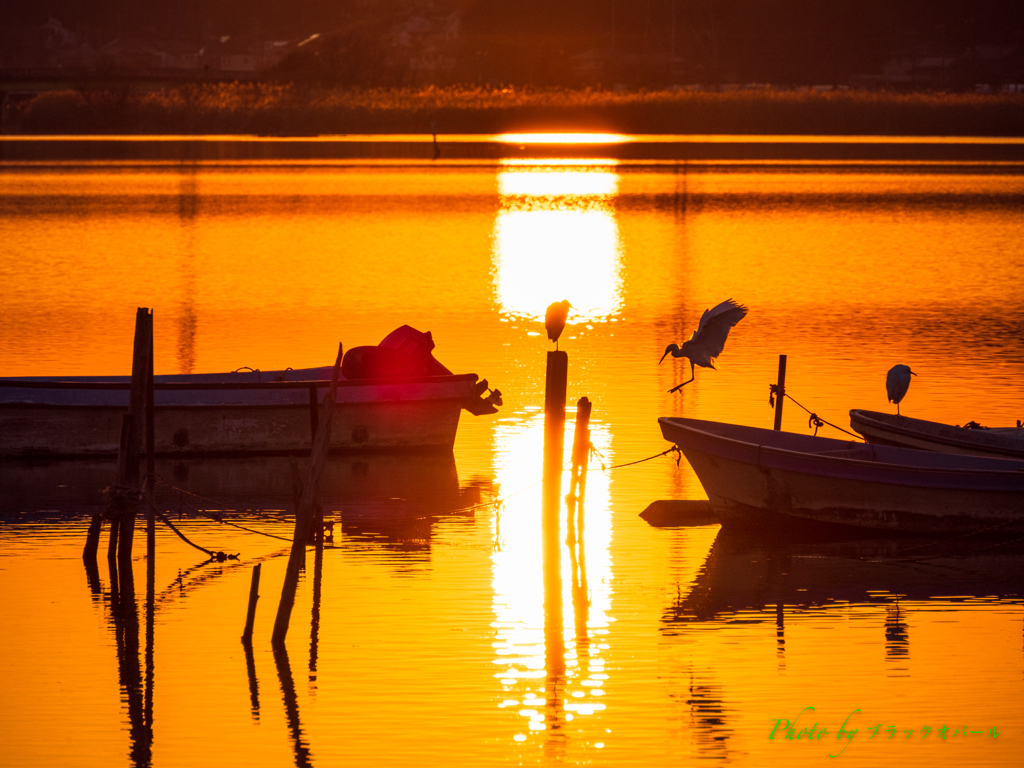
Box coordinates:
[242,563,262,643]
[83,512,103,561]
[569,397,591,500]
[773,354,787,431]
[567,397,592,545]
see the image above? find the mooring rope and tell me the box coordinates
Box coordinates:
[139,436,685,549]
[151,475,292,522]
[596,445,683,471]
[769,384,863,440]
[148,475,296,543]
[147,500,238,561]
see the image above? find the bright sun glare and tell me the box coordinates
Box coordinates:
[493,166,624,322]
[495,133,631,145]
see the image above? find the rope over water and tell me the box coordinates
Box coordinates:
[769,383,863,440]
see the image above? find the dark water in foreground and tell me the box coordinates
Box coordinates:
[2,145,1024,766]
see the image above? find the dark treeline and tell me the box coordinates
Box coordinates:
[4,0,1024,87]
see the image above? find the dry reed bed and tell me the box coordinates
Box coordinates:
[15,85,1024,136]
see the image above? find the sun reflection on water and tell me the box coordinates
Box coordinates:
[492,165,624,324]
[490,412,614,742]
[495,133,631,145]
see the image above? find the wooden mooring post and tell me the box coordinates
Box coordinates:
[85,309,154,565]
[118,308,153,564]
[773,354,787,431]
[542,349,568,558]
[242,563,262,643]
[271,344,342,645]
[542,350,568,684]
[566,397,592,545]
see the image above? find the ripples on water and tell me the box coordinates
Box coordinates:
[2,144,1024,766]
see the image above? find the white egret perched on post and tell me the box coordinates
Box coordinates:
[545,300,572,350]
[886,364,917,415]
[660,299,748,392]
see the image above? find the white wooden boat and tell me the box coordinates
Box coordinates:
[0,366,483,457]
[850,409,1024,459]
[659,416,1024,533]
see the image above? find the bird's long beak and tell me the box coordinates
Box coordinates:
[659,350,670,364]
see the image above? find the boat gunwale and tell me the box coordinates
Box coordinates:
[0,372,479,392]
[850,408,1024,458]
[658,416,1024,484]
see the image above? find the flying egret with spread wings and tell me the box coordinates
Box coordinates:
[886,364,917,415]
[660,299,748,392]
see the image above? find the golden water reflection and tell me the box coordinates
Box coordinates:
[493,165,623,324]
[490,412,613,741]
[3,161,1024,767]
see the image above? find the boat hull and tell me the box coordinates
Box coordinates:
[660,417,1024,533]
[0,370,476,457]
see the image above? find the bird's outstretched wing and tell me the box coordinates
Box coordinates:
[693,299,748,359]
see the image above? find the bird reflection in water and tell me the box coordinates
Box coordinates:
[683,678,734,760]
[885,601,910,672]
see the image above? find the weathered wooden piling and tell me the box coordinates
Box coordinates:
[242,563,262,643]
[271,344,342,645]
[542,349,567,685]
[86,309,154,566]
[118,308,153,563]
[544,351,568,427]
[542,350,568,551]
[146,326,155,565]
[773,354,787,431]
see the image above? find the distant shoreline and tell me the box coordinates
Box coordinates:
[4,86,1024,138]
[5,134,1024,166]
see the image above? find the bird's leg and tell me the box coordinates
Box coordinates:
[668,363,696,393]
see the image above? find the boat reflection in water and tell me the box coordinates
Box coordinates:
[656,523,1024,759]
[665,527,1024,626]
[7,450,491,768]
[3,451,483,556]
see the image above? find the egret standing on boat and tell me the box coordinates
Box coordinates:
[545,300,572,350]
[886,364,917,415]
[660,299,748,392]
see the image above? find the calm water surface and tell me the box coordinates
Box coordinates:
[2,146,1024,767]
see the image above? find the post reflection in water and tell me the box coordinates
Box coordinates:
[105,557,153,767]
[490,415,613,745]
[175,169,199,374]
[489,160,624,751]
[272,643,314,768]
